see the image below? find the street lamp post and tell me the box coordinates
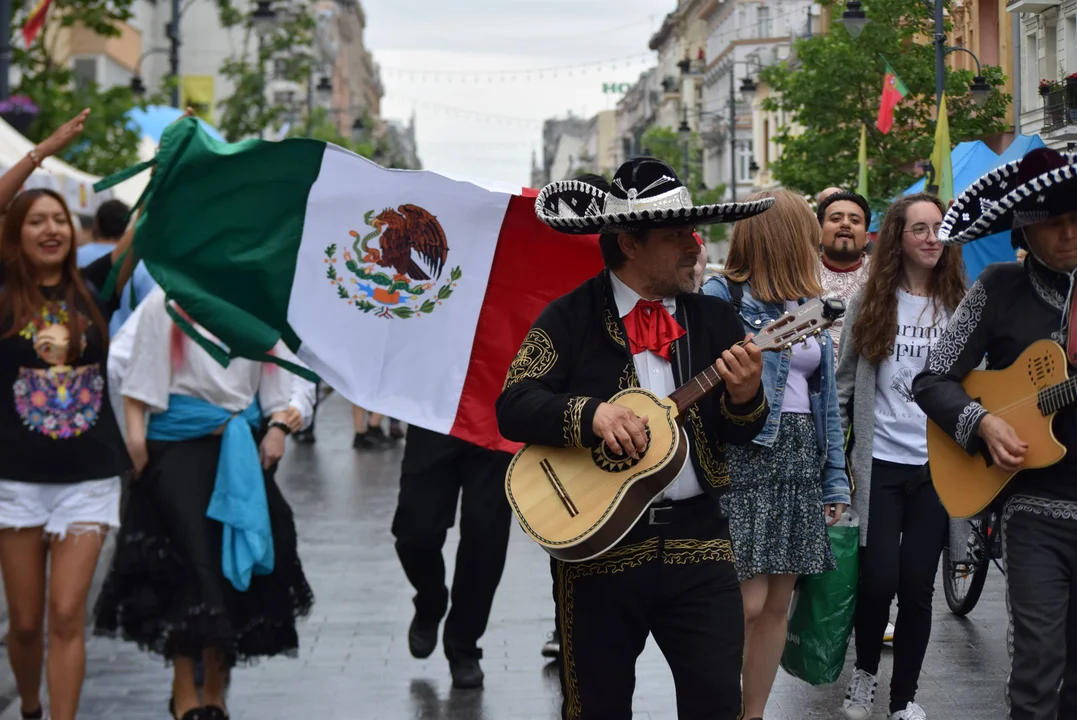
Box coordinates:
[678,106,691,186]
[726,60,763,202]
[130,47,171,98]
[168,0,180,108]
[251,0,278,139]
[841,0,992,109]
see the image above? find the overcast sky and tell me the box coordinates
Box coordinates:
[364,0,671,187]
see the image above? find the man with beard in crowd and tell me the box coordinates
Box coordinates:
[817,191,872,360]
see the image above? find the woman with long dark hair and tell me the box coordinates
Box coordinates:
[0,109,136,720]
[836,193,966,720]
[703,189,849,720]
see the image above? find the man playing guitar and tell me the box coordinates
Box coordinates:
[913,148,1077,720]
[497,157,770,719]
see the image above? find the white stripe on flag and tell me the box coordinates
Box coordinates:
[288,145,512,434]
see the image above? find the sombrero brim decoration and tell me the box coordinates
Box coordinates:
[939,148,1077,246]
[534,156,774,235]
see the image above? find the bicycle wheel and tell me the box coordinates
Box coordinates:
[943,520,990,616]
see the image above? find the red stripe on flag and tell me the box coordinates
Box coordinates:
[449,193,603,453]
[22,0,52,48]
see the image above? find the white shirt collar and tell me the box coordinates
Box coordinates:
[609,270,678,319]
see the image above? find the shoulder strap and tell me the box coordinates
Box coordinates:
[727,279,744,313]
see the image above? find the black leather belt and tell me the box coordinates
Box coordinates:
[645,495,713,525]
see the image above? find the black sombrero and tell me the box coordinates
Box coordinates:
[939,147,1077,246]
[534,157,774,234]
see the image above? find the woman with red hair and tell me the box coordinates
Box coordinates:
[0,109,137,720]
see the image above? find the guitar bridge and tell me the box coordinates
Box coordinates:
[540,458,578,517]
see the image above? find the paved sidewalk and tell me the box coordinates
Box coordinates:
[0,395,1012,719]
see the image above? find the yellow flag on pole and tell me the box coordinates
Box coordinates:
[857,123,868,198]
[930,94,954,205]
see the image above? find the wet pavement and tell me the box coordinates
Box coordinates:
[0,394,1012,719]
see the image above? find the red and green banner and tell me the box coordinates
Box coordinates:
[875,59,909,134]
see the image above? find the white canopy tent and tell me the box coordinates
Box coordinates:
[0,116,147,215]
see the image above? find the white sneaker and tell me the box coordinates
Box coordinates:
[884,621,895,643]
[842,668,878,720]
[889,701,927,719]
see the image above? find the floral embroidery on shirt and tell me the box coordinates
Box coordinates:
[14,365,104,439]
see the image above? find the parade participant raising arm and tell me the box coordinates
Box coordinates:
[0,109,136,720]
[497,157,771,720]
[913,148,1077,720]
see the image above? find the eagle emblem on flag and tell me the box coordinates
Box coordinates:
[324,205,462,319]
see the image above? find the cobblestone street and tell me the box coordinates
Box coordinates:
[0,394,1012,719]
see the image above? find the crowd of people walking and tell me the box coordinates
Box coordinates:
[0,108,1073,720]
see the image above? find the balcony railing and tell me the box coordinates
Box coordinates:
[1042,86,1077,131]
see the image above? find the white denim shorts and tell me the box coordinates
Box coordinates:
[0,477,121,538]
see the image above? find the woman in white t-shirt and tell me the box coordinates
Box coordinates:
[835,194,967,720]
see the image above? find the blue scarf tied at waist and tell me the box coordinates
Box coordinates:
[147,394,274,592]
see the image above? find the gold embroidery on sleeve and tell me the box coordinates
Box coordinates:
[503,328,559,390]
[686,406,730,488]
[618,362,638,390]
[563,396,590,448]
[720,392,767,425]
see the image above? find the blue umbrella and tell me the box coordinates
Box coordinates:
[126,105,225,143]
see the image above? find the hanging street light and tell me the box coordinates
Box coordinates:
[840,0,871,39]
[251,0,278,38]
[739,76,758,98]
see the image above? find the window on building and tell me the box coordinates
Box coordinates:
[273,90,297,107]
[1068,16,1077,77]
[72,57,98,93]
[758,6,771,38]
[273,58,289,80]
[1026,30,1039,107]
[1046,22,1059,84]
[737,140,754,182]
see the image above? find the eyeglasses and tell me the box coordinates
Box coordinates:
[904,223,942,241]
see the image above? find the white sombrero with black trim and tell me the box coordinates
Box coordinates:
[534,157,774,235]
[939,147,1077,246]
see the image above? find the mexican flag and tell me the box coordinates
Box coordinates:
[95,118,603,454]
[875,59,909,135]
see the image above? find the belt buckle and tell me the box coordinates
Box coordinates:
[648,505,673,525]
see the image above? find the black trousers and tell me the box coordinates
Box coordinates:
[554,496,743,720]
[391,425,513,659]
[854,459,948,712]
[1004,494,1077,720]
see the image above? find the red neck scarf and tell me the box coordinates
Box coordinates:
[622,299,685,361]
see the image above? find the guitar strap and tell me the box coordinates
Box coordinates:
[1067,289,1077,366]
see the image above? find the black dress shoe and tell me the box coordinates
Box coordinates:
[449,656,484,689]
[203,706,229,720]
[408,615,439,658]
[21,708,42,720]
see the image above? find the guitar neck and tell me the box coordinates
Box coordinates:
[668,340,757,413]
[1039,375,1077,415]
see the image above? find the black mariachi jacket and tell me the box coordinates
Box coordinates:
[912,258,1077,503]
[495,269,769,502]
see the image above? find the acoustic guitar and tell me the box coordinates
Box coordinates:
[928,338,1076,518]
[505,298,845,562]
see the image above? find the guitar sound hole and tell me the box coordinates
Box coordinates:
[591,426,651,473]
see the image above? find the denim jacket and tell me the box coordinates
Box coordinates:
[702,275,850,505]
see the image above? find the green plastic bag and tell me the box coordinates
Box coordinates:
[779,510,860,686]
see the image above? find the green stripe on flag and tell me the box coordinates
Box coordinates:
[120,117,327,371]
[881,57,909,97]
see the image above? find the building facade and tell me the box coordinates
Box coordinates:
[1008,0,1077,149]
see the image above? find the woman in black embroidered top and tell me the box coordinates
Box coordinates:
[0,109,135,720]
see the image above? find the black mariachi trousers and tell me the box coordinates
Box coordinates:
[391,425,513,659]
[1003,493,1077,720]
[554,495,744,720]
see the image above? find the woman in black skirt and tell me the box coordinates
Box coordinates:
[94,288,314,720]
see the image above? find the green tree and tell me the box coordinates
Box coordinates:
[13,0,142,176]
[285,106,376,158]
[213,0,315,142]
[761,0,1011,207]
[640,125,728,243]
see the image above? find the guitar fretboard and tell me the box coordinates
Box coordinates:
[1039,376,1077,415]
[668,364,725,413]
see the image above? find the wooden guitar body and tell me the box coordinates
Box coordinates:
[928,339,1069,518]
[504,388,689,562]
